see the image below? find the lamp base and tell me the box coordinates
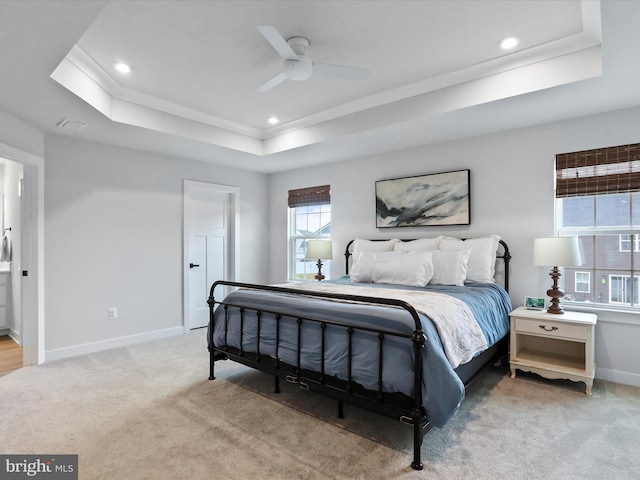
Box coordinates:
[314,259,325,282]
[546,266,565,314]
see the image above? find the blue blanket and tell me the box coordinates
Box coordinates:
[209,277,511,427]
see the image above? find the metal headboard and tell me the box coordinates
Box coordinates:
[344,238,511,292]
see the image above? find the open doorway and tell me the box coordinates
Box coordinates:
[0,157,23,371]
[0,143,43,367]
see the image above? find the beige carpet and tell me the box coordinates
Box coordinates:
[1,329,638,479]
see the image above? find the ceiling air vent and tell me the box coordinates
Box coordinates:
[56,118,87,131]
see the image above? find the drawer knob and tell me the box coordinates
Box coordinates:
[539,325,559,332]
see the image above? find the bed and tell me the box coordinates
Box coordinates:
[207,236,512,470]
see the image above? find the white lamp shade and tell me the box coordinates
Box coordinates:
[306,240,333,260]
[533,237,582,267]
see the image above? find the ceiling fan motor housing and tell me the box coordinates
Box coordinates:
[284,55,313,81]
[256,26,368,91]
[287,36,310,55]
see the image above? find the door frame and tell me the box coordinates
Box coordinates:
[183,180,238,332]
[0,142,43,365]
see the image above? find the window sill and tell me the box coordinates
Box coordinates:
[563,302,640,325]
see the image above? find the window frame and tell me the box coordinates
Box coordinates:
[557,203,640,312]
[556,143,640,314]
[287,203,331,281]
[619,234,640,252]
[609,274,640,305]
[575,271,590,293]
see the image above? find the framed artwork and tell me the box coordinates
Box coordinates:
[375,169,470,227]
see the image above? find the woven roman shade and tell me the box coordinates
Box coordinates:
[288,185,330,207]
[556,143,640,198]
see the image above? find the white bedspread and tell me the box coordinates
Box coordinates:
[273,282,488,368]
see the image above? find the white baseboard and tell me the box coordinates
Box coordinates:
[44,326,185,363]
[596,366,640,388]
[9,327,21,345]
[0,328,23,345]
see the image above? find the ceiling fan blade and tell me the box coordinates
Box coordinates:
[256,72,288,93]
[313,63,369,80]
[257,25,298,61]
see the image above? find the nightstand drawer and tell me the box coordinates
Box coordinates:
[514,317,586,341]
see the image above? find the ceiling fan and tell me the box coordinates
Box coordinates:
[256,25,369,92]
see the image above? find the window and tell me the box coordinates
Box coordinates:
[556,143,640,309]
[575,272,590,293]
[288,185,331,281]
[619,234,640,252]
[609,275,640,305]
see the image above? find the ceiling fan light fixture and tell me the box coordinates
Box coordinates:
[499,36,520,50]
[284,56,313,81]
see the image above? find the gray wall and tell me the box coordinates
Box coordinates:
[268,106,640,387]
[0,109,44,158]
[44,135,269,356]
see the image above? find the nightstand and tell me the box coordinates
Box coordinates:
[509,306,597,395]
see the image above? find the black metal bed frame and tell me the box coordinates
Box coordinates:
[207,238,511,470]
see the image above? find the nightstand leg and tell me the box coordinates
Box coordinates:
[586,380,593,396]
[510,366,517,379]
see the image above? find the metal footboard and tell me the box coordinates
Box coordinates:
[208,280,430,470]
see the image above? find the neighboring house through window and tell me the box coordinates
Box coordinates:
[609,275,640,305]
[288,185,331,281]
[556,143,640,308]
[575,271,590,293]
[619,233,640,252]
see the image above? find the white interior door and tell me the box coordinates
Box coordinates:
[185,182,234,330]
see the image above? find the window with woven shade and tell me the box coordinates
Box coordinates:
[288,185,331,281]
[556,143,640,310]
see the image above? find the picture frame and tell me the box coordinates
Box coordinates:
[524,296,546,310]
[375,169,470,228]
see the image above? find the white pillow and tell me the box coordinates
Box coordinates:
[394,237,443,253]
[353,238,399,253]
[439,235,501,283]
[371,252,434,287]
[429,249,471,286]
[350,251,399,283]
[351,239,399,274]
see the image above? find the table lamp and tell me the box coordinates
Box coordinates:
[533,237,582,314]
[306,240,332,281]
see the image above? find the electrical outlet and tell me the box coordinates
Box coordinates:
[108,307,118,320]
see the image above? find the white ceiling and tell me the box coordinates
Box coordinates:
[1,1,639,173]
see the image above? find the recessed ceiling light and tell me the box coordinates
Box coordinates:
[499,36,520,50]
[114,62,132,74]
[268,116,279,125]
